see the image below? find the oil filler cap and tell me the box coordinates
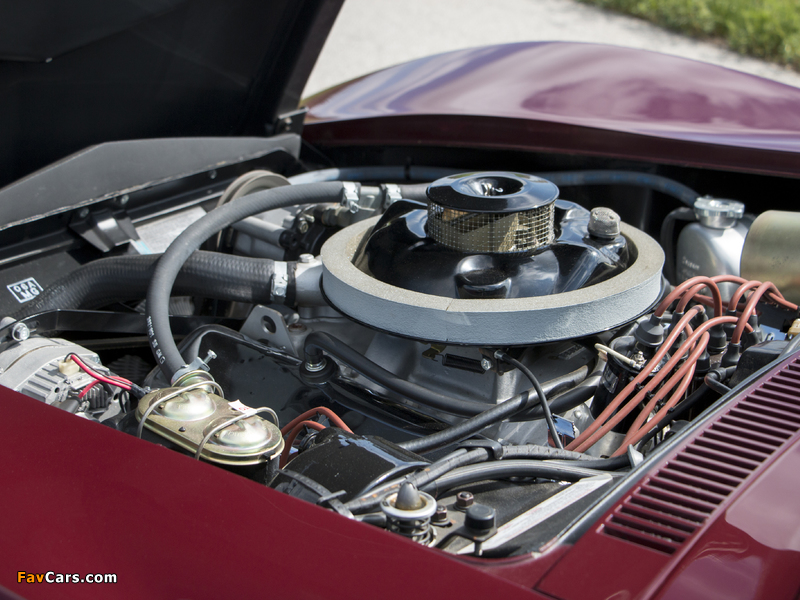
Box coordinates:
[693,197,744,229]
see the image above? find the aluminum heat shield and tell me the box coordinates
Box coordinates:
[321,217,664,345]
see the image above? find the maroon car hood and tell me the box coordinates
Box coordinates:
[0,385,546,600]
[305,42,800,173]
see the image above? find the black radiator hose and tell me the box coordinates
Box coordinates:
[147,182,344,379]
[13,251,279,320]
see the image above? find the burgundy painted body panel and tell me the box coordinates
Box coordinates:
[537,354,800,600]
[304,42,800,177]
[654,440,800,600]
[0,386,547,599]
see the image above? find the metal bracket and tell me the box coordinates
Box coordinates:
[69,208,140,252]
[272,107,308,136]
[341,182,360,213]
[421,344,446,361]
[458,439,504,460]
[240,305,297,355]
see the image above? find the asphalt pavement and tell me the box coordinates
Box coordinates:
[304,0,800,96]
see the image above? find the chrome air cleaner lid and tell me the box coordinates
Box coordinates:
[426,172,558,213]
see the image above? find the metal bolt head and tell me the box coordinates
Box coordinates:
[208,170,217,180]
[297,219,310,234]
[78,208,90,219]
[480,358,492,372]
[118,194,130,206]
[588,207,621,239]
[298,253,314,263]
[178,426,186,432]
[10,322,30,342]
[455,491,474,509]
[432,505,448,524]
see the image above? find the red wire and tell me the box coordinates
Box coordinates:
[732,282,784,344]
[280,407,352,435]
[280,420,326,467]
[656,277,723,319]
[68,354,132,390]
[566,306,704,451]
[571,313,741,453]
[614,332,709,454]
[78,380,100,399]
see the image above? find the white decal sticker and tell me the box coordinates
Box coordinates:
[228,400,257,417]
[7,278,43,303]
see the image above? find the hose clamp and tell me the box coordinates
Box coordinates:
[271,261,289,301]
[342,182,360,214]
[382,184,402,208]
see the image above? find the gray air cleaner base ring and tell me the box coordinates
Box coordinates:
[321,217,664,346]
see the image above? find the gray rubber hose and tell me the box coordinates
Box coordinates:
[146,181,344,378]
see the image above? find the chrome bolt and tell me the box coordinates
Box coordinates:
[298,253,314,263]
[297,219,310,234]
[480,358,492,372]
[10,322,30,342]
[304,357,327,372]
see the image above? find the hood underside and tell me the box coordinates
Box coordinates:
[0,0,343,190]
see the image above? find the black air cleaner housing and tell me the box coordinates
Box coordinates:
[354,172,631,300]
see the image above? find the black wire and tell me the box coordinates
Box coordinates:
[420,460,610,497]
[496,351,564,450]
[343,448,490,515]
[511,384,596,421]
[635,383,711,451]
[397,392,535,454]
[703,373,731,396]
[659,207,697,284]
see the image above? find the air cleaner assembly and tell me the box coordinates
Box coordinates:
[321,172,664,345]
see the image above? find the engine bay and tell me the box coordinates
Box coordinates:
[1,137,798,557]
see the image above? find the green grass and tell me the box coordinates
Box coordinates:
[579,0,800,70]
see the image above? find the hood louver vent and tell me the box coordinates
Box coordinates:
[601,357,800,555]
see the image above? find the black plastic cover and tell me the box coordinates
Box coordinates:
[272,429,428,503]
